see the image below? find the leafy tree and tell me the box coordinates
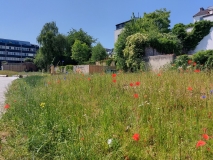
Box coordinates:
[123,33,148,71]
[36,22,58,67]
[71,40,90,64]
[115,9,180,71]
[24,58,34,62]
[172,21,213,53]
[91,43,107,62]
[66,28,96,60]
[34,50,46,69]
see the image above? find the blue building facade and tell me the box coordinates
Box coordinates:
[0,38,39,64]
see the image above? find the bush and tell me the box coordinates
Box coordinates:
[192,50,213,65]
[66,65,73,72]
[174,54,190,70]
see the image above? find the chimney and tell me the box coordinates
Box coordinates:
[200,7,204,11]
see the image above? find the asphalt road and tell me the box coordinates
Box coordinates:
[0,77,18,116]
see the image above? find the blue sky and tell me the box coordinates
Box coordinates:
[0,0,212,49]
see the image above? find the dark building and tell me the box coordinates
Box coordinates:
[0,38,39,64]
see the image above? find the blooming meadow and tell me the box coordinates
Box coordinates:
[1,70,213,159]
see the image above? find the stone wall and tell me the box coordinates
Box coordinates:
[144,54,175,70]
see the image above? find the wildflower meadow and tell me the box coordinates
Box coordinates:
[1,70,213,159]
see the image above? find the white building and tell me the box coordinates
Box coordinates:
[114,20,131,43]
[189,6,213,54]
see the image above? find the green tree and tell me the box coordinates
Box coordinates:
[91,43,107,62]
[66,28,96,61]
[71,40,90,64]
[34,50,46,69]
[123,33,148,71]
[36,22,58,67]
[114,9,180,71]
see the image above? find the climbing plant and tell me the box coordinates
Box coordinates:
[172,21,213,53]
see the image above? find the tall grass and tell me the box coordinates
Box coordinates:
[1,71,213,159]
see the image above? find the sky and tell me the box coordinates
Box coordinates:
[0,0,213,49]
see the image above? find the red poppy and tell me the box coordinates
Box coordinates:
[194,69,200,73]
[203,134,209,140]
[132,133,140,141]
[196,140,206,148]
[4,104,10,109]
[193,62,197,66]
[130,83,134,87]
[134,94,139,98]
[187,87,193,91]
[112,74,116,78]
[135,81,140,86]
[57,80,60,83]
[88,78,91,81]
[157,73,161,76]
[188,60,192,64]
[113,79,116,83]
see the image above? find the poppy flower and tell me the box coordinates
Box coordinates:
[194,69,200,73]
[135,81,140,86]
[188,60,192,64]
[132,133,140,141]
[113,79,116,83]
[193,62,197,66]
[203,134,209,140]
[187,87,193,91]
[112,74,116,78]
[88,78,91,81]
[4,104,10,109]
[157,73,161,76]
[134,94,139,98]
[130,83,134,87]
[196,140,206,148]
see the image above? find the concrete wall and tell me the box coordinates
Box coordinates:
[144,54,175,70]
[73,65,116,74]
[73,65,89,74]
[188,27,213,54]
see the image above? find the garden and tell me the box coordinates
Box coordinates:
[1,63,213,159]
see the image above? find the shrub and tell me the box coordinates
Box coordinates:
[174,54,190,69]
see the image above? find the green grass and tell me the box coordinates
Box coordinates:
[0,70,50,77]
[1,71,213,159]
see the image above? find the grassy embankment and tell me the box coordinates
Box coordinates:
[1,71,213,159]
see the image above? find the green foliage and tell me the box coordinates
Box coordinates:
[24,58,34,62]
[91,42,107,62]
[192,50,213,69]
[36,22,67,68]
[71,40,90,64]
[34,50,46,69]
[106,58,114,66]
[123,33,148,71]
[66,65,73,71]
[172,21,213,53]
[66,28,96,62]
[115,9,181,71]
[174,55,190,69]
[3,72,213,159]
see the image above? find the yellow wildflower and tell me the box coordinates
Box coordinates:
[40,102,45,108]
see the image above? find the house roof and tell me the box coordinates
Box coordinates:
[193,9,210,17]
[203,13,213,18]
